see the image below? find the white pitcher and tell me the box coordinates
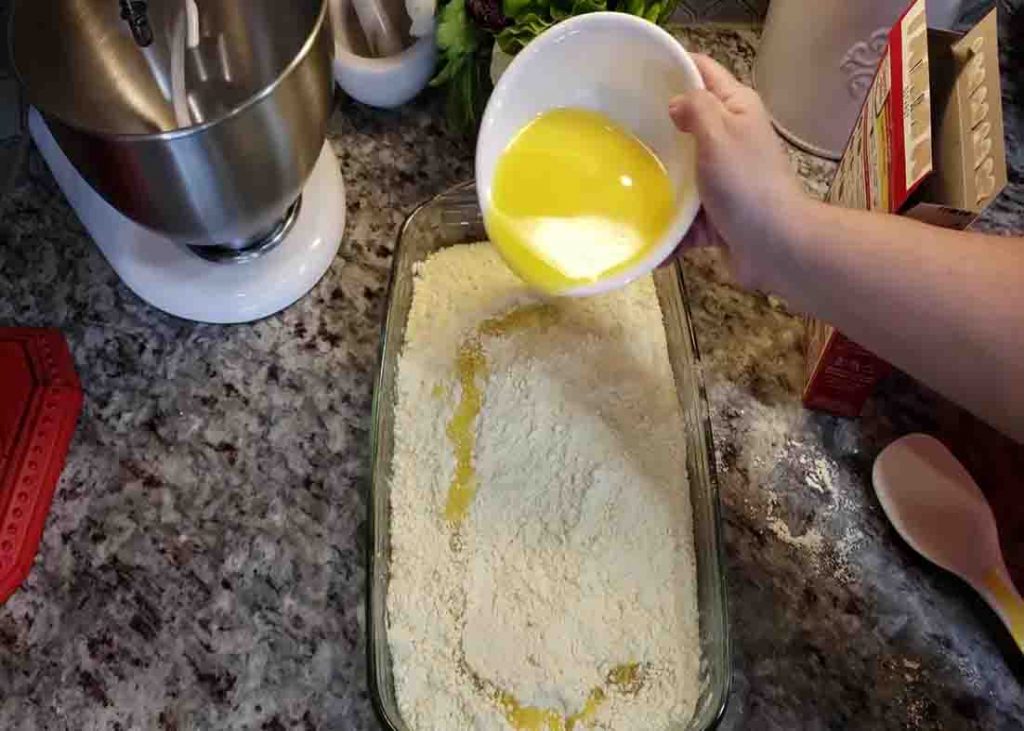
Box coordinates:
[754,0,962,159]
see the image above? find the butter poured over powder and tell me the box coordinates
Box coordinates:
[387,244,700,730]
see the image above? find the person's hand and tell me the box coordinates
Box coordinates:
[669,54,811,291]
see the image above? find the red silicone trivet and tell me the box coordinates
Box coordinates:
[0,329,82,603]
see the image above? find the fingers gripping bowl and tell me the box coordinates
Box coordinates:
[475,12,705,297]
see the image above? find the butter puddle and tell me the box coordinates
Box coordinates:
[444,339,486,523]
[467,659,643,731]
[441,303,644,728]
[443,304,559,524]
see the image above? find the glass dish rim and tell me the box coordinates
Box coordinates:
[366,180,731,731]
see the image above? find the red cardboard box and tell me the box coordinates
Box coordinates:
[803,0,1008,417]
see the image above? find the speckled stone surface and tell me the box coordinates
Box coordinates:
[1,22,1023,731]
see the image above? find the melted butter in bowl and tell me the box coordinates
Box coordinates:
[486,108,675,296]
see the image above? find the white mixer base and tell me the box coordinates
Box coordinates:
[29,108,345,324]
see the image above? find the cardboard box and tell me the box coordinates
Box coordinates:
[803,0,1008,417]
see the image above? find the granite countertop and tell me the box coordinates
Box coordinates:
[2,22,1023,731]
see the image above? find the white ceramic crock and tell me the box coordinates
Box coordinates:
[754,0,962,159]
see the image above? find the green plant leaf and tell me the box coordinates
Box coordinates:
[498,0,605,52]
[572,0,605,13]
[503,0,543,20]
[442,51,492,133]
[431,52,466,87]
[431,0,679,133]
[496,12,554,54]
[436,0,475,55]
[431,0,493,133]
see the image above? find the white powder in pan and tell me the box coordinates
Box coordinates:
[387,244,700,730]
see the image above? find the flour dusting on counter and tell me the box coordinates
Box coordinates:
[387,244,700,730]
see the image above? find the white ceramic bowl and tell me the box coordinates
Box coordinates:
[330,0,437,109]
[476,12,704,296]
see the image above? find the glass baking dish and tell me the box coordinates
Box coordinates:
[368,181,730,730]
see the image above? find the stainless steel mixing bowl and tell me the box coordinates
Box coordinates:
[11,0,334,248]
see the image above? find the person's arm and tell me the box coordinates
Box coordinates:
[777,200,1024,441]
[669,54,1024,442]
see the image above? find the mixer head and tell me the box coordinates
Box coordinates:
[10,0,334,248]
[12,0,325,135]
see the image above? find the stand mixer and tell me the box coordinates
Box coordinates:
[11,0,345,323]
